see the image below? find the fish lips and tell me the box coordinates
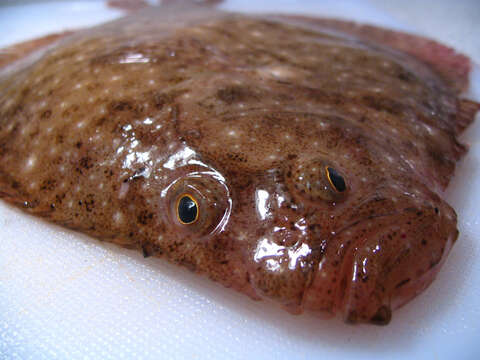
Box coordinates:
[303,200,458,325]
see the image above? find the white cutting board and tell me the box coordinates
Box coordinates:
[1,1,479,359]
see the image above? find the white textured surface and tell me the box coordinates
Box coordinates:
[0,1,123,48]
[1,1,480,359]
[368,0,480,65]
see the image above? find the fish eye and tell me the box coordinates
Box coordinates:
[176,194,199,225]
[287,158,348,203]
[163,170,232,237]
[326,166,346,193]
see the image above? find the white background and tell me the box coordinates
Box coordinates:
[1,1,479,359]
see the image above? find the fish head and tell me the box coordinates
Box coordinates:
[160,106,459,324]
[296,161,459,324]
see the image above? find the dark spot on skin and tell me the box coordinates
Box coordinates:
[421,239,427,246]
[361,95,403,115]
[226,153,247,162]
[153,94,170,110]
[137,210,154,225]
[40,110,52,119]
[152,90,186,109]
[104,169,114,178]
[142,245,151,258]
[429,258,441,269]
[109,100,134,112]
[359,156,373,166]
[29,129,39,140]
[178,258,197,272]
[21,88,30,97]
[329,93,345,106]
[427,145,454,168]
[275,93,294,102]
[62,104,79,117]
[345,310,358,324]
[79,157,94,170]
[23,200,38,209]
[168,75,187,85]
[296,86,340,105]
[216,86,253,104]
[397,70,415,83]
[75,141,83,149]
[55,193,66,204]
[84,194,95,212]
[40,179,57,191]
[95,117,107,127]
[5,104,24,118]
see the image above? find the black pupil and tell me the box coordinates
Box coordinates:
[178,196,198,224]
[327,167,346,192]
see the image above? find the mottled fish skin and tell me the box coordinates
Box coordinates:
[0,5,478,325]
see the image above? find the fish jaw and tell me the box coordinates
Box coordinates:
[303,194,458,325]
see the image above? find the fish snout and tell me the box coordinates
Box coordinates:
[303,200,458,324]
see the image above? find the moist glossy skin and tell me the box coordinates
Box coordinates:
[0,6,478,325]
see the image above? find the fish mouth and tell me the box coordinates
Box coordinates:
[300,210,401,319]
[304,201,457,325]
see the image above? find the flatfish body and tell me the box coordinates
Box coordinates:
[0,5,478,324]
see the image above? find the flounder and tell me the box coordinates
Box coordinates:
[0,4,478,325]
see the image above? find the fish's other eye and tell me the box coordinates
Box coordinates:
[177,194,199,225]
[287,158,348,203]
[326,166,346,193]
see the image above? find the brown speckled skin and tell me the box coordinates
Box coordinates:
[0,6,478,325]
